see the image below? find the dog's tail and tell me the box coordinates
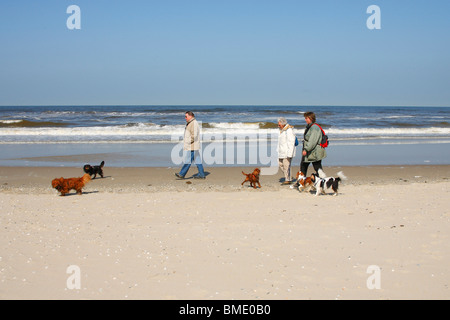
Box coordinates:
[336,171,347,181]
[242,171,247,175]
[100,161,105,168]
[82,173,92,185]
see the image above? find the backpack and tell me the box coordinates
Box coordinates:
[313,123,329,148]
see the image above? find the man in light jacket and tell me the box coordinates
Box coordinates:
[277,117,296,185]
[175,111,206,179]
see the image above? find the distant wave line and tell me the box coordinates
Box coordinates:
[1,124,450,136]
[1,138,449,146]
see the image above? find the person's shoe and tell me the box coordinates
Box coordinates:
[281,181,291,185]
[175,173,185,179]
[193,175,205,179]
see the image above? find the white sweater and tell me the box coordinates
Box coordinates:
[277,125,296,159]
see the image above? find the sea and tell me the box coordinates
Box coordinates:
[0,105,449,167]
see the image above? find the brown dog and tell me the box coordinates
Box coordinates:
[241,168,261,189]
[51,173,91,196]
[294,171,314,192]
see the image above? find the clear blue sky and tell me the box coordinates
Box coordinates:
[1,0,449,106]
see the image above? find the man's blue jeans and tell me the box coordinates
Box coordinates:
[179,150,205,177]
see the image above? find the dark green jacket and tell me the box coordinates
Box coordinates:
[303,123,327,162]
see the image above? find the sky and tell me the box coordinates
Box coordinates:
[0,0,449,107]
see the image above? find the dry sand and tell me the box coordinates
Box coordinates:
[0,165,449,300]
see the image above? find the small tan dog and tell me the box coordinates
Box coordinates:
[51,174,91,196]
[241,168,261,189]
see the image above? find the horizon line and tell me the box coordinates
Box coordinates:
[0,104,449,108]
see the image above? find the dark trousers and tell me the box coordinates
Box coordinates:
[300,159,323,176]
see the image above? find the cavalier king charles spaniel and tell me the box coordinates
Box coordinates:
[291,171,315,192]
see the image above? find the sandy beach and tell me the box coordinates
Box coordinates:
[0,165,449,300]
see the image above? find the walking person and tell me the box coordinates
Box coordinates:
[277,117,296,185]
[175,111,206,179]
[300,112,326,178]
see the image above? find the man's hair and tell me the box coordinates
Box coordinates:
[303,111,316,123]
[185,111,195,117]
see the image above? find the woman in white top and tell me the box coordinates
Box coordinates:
[277,117,296,185]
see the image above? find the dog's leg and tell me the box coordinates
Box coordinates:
[332,187,338,196]
[332,181,339,196]
[298,185,303,192]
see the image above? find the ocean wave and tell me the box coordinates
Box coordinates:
[0,124,449,143]
[202,121,279,129]
[0,119,71,128]
[326,127,450,136]
[434,121,450,127]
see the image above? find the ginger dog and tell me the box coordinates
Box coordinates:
[51,173,91,196]
[241,168,261,189]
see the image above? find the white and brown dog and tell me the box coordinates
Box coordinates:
[310,171,347,196]
[291,171,314,192]
[291,168,327,192]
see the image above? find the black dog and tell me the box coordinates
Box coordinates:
[83,161,105,179]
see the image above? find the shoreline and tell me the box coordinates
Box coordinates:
[1,140,450,168]
[1,164,450,194]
